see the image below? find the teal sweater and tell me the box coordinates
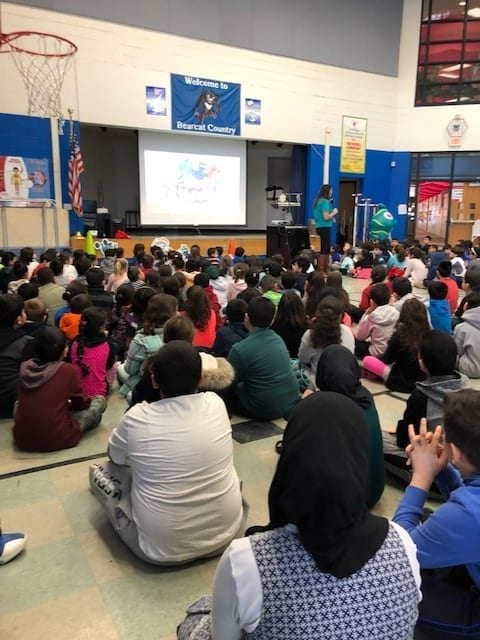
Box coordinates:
[228,328,300,420]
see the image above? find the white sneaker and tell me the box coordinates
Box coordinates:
[0,533,27,565]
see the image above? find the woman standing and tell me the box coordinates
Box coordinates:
[313,184,338,274]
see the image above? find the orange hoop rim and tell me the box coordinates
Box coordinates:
[0,31,77,57]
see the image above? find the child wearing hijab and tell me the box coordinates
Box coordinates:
[178,392,420,639]
[315,344,385,507]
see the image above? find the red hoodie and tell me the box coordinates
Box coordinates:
[204,285,223,330]
[14,359,90,451]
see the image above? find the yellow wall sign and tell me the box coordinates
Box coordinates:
[340,116,367,174]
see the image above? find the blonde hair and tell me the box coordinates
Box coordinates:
[113,258,128,278]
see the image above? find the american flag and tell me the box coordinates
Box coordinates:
[68,131,84,216]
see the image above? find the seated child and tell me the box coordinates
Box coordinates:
[329,244,342,270]
[362,298,429,393]
[372,243,389,266]
[131,316,235,406]
[290,256,310,295]
[393,389,480,637]
[14,327,106,451]
[359,265,391,314]
[260,275,283,307]
[390,277,415,311]
[338,247,355,275]
[90,341,243,565]
[355,284,399,358]
[21,297,48,337]
[59,293,91,341]
[353,248,373,277]
[404,247,428,288]
[426,280,451,334]
[108,283,134,361]
[0,294,34,418]
[437,259,459,313]
[213,299,249,357]
[454,291,480,378]
[393,330,469,450]
[280,270,301,297]
[68,307,116,398]
[450,243,467,286]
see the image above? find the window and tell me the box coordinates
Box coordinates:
[417,0,480,106]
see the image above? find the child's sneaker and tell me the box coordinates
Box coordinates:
[0,532,26,565]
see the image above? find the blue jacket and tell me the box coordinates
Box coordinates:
[428,299,452,334]
[393,466,480,587]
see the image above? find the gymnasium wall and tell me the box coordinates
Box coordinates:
[4,0,403,77]
[0,2,400,150]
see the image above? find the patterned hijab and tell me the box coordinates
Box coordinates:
[268,392,388,578]
[316,344,373,409]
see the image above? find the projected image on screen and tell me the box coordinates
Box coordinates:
[139,132,246,226]
[141,148,245,226]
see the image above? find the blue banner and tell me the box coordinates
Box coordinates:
[171,74,240,136]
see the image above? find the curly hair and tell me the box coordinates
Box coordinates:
[310,295,344,349]
[394,298,430,359]
[184,285,211,330]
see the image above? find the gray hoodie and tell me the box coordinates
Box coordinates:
[417,372,471,430]
[454,306,480,378]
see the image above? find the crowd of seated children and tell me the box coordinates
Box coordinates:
[299,295,354,387]
[90,341,244,566]
[362,298,429,393]
[355,283,399,358]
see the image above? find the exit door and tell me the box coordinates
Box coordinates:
[337,180,359,245]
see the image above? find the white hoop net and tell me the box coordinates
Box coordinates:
[2,32,77,119]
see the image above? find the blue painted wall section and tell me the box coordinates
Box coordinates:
[0,113,53,199]
[306,144,411,244]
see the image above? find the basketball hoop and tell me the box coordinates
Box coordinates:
[0,31,77,119]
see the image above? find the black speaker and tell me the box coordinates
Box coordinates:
[96,213,111,237]
[111,218,126,235]
[266,225,310,267]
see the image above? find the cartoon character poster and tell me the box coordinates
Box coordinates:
[0,156,51,203]
[171,74,240,136]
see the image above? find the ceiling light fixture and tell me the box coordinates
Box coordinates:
[468,7,480,17]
